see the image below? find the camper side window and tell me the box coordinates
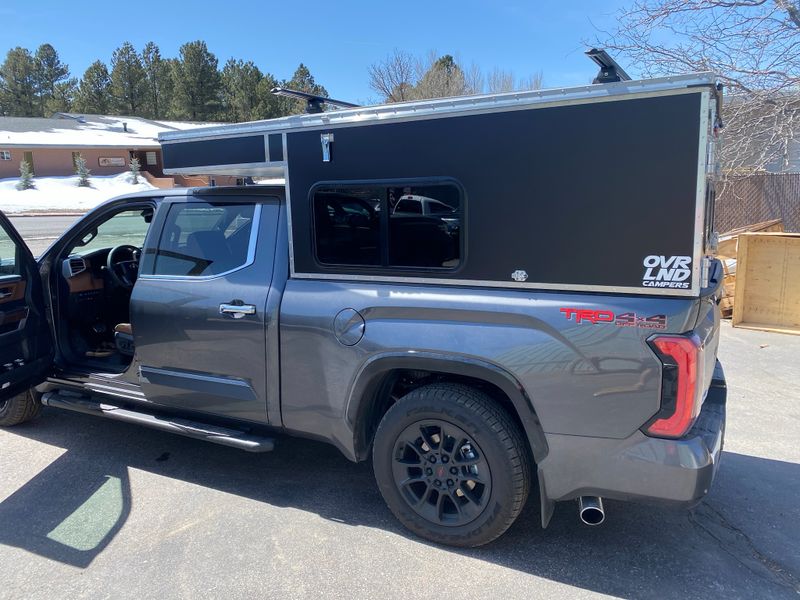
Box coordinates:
[312,183,462,270]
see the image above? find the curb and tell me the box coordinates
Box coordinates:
[6,212,86,217]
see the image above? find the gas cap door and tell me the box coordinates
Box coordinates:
[333,308,365,346]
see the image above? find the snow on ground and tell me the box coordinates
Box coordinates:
[0,172,156,214]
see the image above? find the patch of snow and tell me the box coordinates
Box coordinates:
[0,172,156,214]
[0,115,215,148]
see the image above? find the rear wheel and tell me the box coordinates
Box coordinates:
[0,389,42,426]
[372,383,532,547]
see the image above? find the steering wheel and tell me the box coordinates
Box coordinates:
[106,245,141,290]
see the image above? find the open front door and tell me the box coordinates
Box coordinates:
[0,212,53,403]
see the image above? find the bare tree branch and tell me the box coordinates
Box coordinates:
[368,52,544,102]
[601,0,800,172]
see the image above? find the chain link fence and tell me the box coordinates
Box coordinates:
[715,172,800,233]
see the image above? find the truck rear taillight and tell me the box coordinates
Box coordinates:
[646,335,703,438]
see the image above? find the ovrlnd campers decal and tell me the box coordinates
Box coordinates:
[560,308,667,330]
[642,255,692,289]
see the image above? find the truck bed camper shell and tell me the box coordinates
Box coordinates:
[159,72,720,297]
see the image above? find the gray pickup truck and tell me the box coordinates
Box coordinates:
[0,69,726,547]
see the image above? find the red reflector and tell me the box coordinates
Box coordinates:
[648,335,701,438]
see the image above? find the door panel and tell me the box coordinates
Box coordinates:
[131,197,279,423]
[0,214,52,401]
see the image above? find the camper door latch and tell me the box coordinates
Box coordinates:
[321,133,334,162]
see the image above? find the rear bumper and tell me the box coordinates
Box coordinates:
[538,361,726,522]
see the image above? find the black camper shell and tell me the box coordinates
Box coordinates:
[159,73,720,297]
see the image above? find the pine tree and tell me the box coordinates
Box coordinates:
[47,78,77,113]
[254,72,283,119]
[221,58,263,122]
[128,157,141,184]
[142,42,173,119]
[16,160,35,190]
[74,61,112,114]
[172,41,221,120]
[34,44,70,116]
[0,47,37,117]
[110,42,147,115]
[75,154,91,187]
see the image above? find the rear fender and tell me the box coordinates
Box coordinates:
[346,351,549,467]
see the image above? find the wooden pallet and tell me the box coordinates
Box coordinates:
[732,233,800,335]
[715,219,784,319]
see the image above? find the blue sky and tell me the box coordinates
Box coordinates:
[1,0,631,103]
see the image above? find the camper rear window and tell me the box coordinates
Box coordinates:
[312,183,462,270]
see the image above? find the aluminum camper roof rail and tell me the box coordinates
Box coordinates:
[159,72,718,143]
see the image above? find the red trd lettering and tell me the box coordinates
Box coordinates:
[560,308,615,324]
[560,308,578,320]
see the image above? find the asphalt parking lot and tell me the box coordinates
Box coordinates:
[0,321,798,600]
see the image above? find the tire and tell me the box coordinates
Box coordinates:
[0,389,42,427]
[372,382,532,547]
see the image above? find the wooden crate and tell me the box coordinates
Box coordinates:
[732,233,800,335]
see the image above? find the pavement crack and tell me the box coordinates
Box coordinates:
[689,501,800,594]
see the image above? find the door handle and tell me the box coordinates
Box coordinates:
[219,303,256,319]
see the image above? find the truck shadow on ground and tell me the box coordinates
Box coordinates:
[0,409,798,598]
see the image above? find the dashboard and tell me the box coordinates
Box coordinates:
[61,248,111,294]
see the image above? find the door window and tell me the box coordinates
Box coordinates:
[151,202,258,277]
[0,222,20,276]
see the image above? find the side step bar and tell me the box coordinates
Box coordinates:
[41,392,275,453]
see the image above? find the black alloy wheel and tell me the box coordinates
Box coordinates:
[373,383,532,547]
[391,419,492,526]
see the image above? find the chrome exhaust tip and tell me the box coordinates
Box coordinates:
[578,496,605,526]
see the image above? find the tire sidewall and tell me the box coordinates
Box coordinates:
[373,392,519,546]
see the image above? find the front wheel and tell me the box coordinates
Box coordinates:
[372,383,532,547]
[0,388,42,427]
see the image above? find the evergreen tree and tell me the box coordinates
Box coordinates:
[221,58,263,122]
[16,160,35,190]
[0,47,37,117]
[172,41,221,120]
[75,153,91,187]
[110,42,147,115]
[47,78,77,113]
[128,157,141,184]
[142,42,173,118]
[74,61,112,114]
[34,43,70,116]
[254,72,283,119]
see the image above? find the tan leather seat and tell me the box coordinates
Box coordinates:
[114,323,132,335]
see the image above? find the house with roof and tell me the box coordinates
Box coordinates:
[0,113,214,183]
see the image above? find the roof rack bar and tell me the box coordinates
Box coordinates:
[586,48,631,84]
[271,87,360,114]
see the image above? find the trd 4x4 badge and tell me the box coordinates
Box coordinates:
[560,308,667,329]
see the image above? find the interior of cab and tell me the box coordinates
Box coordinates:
[52,200,259,373]
[55,206,153,372]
